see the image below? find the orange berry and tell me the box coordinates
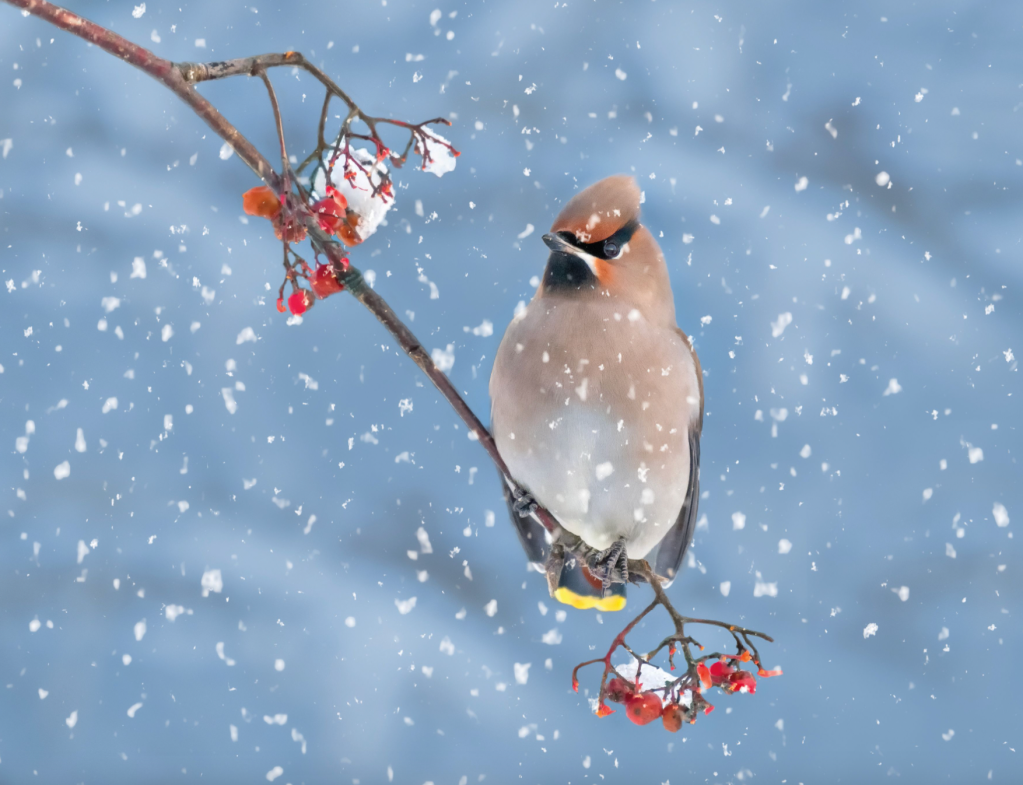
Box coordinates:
[661,703,683,733]
[336,213,363,247]
[696,663,712,689]
[242,185,281,220]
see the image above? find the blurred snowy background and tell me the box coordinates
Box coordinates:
[1,1,1020,782]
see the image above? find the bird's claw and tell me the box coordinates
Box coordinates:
[589,536,629,595]
[544,542,566,598]
[511,486,539,518]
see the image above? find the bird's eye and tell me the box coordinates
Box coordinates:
[603,240,619,258]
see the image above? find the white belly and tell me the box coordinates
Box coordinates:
[490,298,697,559]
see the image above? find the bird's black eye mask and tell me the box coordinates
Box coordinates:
[555,218,639,261]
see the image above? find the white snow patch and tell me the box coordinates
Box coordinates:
[66,710,78,728]
[431,344,455,372]
[266,766,284,782]
[221,388,237,414]
[416,526,433,553]
[794,176,808,192]
[882,378,902,396]
[420,131,458,177]
[134,619,147,641]
[236,327,257,344]
[216,641,236,666]
[777,539,793,555]
[731,511,746,530]
[395,597,417,615]
[513,662,531,685]
[201,569,223,596]
[875,171,891,186]
[993,502,1010,527]
[483,599,498,617]
[312,147,394,242]
[753,580,778,598]
[719,581,731,597]
[863,623,878,639]
[541,628,562,645]
[771,312,793,338]
[54,461,71,480]
[894,586,910,602]
[127,702,143,718]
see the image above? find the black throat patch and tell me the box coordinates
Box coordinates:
[543,250,597,292]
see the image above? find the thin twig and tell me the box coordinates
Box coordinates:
[256,68,289,178]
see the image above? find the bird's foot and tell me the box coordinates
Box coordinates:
[589,537,629,596]
[511,486,539,518]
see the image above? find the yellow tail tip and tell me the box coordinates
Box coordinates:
[553,586,627,612]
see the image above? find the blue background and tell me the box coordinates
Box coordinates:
[1,1,1020,782]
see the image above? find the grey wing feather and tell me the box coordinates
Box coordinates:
[653,427,701,585]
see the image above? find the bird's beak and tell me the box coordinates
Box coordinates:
[542,232,571,253]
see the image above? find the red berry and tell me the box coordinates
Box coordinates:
[325,184,349,211]
[310,263,344,299]
[605,677,634,704]
[661,703,683,733]
[276,296,286,313]
[287,289,313,316]
[728,670,757,694]
[709,660,735,686]
[624,693,662,726]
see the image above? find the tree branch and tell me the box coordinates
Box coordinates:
[3,0,570,554]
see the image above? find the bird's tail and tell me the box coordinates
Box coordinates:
[553,557,627,612]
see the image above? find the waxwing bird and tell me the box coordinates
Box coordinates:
[489,175,703,611]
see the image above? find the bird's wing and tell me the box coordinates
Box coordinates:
[651,326,703,584]
[652,425,701,585]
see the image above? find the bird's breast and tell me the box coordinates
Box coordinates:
[490,299,697,558]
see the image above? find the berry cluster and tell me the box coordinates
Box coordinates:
[571,581,780,729]
[242,184,354,316]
